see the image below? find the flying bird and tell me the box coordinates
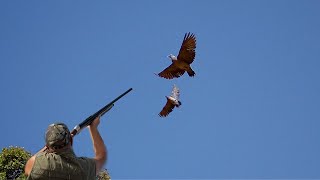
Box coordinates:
[157,32,197,79]
[159,84,182,117]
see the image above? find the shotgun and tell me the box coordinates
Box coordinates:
[70,88,133,136]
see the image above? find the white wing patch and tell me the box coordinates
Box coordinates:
[170,84,180,101]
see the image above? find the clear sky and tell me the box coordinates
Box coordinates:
[1,0,320,179]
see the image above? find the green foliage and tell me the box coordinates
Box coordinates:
[0,146,31,179]
[0,172,6,180]
[97,169,111,180]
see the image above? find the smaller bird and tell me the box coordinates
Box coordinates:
[157,32,197,79]
[159,84,182,117]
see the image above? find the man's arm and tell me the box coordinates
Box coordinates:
[89,116,107,175]
[24,146,47,176]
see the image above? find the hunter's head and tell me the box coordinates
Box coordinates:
[45,123,72,150]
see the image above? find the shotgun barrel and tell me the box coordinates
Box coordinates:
[70,88,133,136]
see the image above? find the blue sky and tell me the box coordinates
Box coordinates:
[1,0,320,179]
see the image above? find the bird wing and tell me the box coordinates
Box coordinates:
[158,63,185,79]
[159,97,176,117]
[177,32,196,64]
[171,84,180,100]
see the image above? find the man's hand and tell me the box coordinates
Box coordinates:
[89,115,101,129]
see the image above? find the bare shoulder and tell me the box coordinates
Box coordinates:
[24,156,36,176]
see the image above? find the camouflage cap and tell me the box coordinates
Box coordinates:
[45,123,71,149]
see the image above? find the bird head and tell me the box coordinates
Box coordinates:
[168,54,177,61]
[167,96,180,106]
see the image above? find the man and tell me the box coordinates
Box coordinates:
[24,116,107,179]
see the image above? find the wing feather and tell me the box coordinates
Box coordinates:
[177,32,196,64]
[159,98,175,117]
[171,84,180,100]
[158,63,185,79]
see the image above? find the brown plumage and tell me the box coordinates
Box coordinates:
[159,84,181,117]
[157,32,197,79]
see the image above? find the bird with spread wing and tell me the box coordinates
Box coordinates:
[157,32,197,79]
[159,84,182,117]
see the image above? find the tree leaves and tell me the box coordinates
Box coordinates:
[0,146,31,179]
